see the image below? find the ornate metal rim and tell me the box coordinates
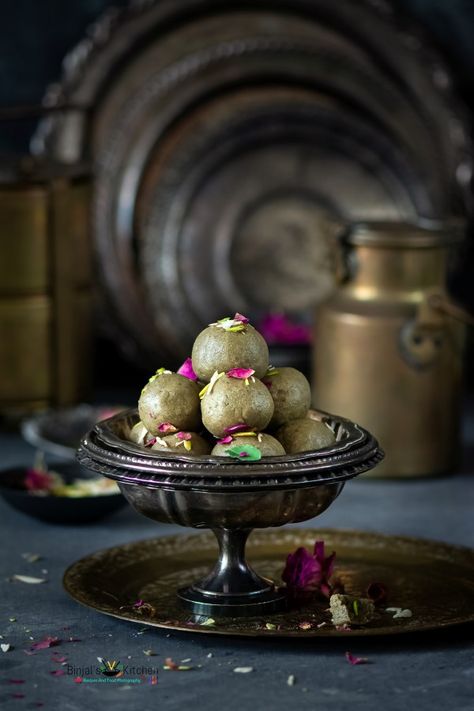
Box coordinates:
[77,408,384,491]
[32,0,472,179]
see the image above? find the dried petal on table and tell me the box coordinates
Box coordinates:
[27,637,60,653]
[345,651,369,665]
[11,575,47,584]
[164,657,193,671]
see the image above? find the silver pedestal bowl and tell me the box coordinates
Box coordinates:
[77,409,383,617]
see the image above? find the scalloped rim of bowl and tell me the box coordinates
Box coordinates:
[77,408,383,491]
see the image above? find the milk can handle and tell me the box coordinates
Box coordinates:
[428,294,474,327]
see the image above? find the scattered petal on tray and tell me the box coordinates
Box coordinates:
[282,539,336,599]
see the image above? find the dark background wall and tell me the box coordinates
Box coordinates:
[1,0,473,390]
[1,0,474,126]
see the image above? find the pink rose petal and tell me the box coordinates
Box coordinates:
[158,422,177,434]
[258,313,311,345]
[29,637,60,652]
[345,651,369,665]
[226,368,255,379]
[217,435,233,445]
[233,313,249,324]
[224,423,252,435]
[176,432,192,441]
[282,539,336,599]
[177,358,198,381]
[24,468,55,491]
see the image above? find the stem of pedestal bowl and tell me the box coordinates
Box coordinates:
[177,528,287,617]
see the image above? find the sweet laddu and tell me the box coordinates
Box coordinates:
[131,314,335,459]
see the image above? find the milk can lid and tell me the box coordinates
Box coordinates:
[347,219,465,248]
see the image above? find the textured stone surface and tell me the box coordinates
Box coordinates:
[0,418,473,710]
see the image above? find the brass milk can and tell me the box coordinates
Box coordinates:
[313,221,465,478]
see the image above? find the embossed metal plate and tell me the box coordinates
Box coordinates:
[33,0,472,365]
[63,528,474,637]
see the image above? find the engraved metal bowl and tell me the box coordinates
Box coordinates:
[77,408,383,616]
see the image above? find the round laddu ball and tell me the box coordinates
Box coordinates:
[192,324,269,382]
[151,432,211,456]
[263,367,311,429]
[211,433,285,457]
[138,372,201,434]
[276,418,336,454]
[201,376,274,438]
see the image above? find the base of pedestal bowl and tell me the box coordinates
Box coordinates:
[177,582,287,617]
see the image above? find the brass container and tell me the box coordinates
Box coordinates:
[0,159,92,417]
[313,221,465,478]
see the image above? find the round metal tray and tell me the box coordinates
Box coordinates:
[63,528,474,637]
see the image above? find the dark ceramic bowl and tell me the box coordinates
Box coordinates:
[0,462,127,524]
[21,405,125,460]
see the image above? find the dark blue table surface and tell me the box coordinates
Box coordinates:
[0,416,473,711]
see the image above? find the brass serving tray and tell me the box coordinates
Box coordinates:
[63,528,474,637]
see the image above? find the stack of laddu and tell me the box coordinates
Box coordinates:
[130,314,335,461]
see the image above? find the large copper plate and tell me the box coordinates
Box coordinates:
[63,528,474,637]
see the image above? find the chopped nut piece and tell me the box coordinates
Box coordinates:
[330,594,375,626]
